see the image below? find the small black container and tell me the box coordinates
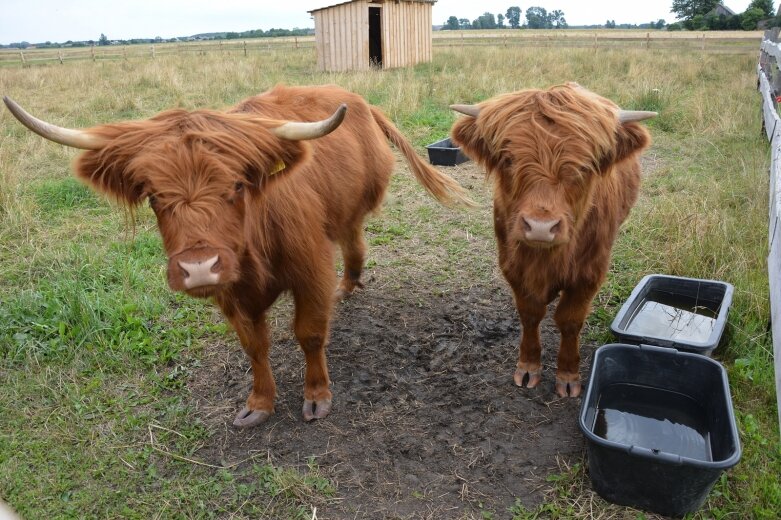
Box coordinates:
[610,274,733,356]
[579,344,741,518]
[426,138,469,166]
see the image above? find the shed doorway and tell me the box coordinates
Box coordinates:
[369,6,382,68]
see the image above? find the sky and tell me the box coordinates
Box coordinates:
[0,1,759,45]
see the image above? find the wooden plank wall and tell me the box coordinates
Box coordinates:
[758,34,781,436]
[380,0,432,69]
[314,0,433,71]
[314,11,324,70]
[313,0,369,71]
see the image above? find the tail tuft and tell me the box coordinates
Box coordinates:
[369,106,476,208]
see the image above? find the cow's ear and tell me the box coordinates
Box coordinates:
[450,116,502,173]
[615,122,652,162]
[601,122,651,172]
[73,122,149,206]
[243,139,312,188]
[266,140,311,180]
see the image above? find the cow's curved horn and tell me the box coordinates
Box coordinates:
[270,103,348,141]
[618,110,657,123]
[3,96,106,150]
[450,104,482,118]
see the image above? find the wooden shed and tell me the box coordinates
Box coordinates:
[308,0,436,71]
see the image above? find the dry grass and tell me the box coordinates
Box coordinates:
[0,33,777,519]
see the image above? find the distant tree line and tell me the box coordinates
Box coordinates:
[442,6,568,30]
[441,1,779,31]
[1,27,313,49]
[604,20,666,29]
[668,0,777,31]
[224,27,312,39]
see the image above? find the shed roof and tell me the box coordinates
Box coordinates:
[308,0,436,14]
[708,4,736,17]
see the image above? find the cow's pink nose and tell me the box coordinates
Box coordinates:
[522,217,561,242]
[178,255,221,289]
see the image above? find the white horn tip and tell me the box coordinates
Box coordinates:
[619,110,658,123]
[333,103,348,125]
[319,102,347,136]
[3,96,22,116]
[450,104,481,118]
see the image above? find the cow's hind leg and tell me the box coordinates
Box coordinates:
[553,284,599,398]
[335,224,367,300]
[293,281,335,421]
[510,288,548,389]
[230,313,276,428]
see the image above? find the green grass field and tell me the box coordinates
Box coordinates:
[1,32,779,518]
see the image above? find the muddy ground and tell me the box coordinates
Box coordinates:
[187,158,606,519]
[190,285,595,520]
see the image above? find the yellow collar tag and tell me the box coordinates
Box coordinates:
[269,160,286,175]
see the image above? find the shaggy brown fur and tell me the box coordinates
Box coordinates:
[451,83,652,397]
[68,84,472,427]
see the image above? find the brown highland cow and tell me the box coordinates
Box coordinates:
[4,84,472,427]
[450,83,655,397]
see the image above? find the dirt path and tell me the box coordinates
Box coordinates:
[190,283,594,519]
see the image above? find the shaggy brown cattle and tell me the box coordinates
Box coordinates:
[450,83,655,397]
[4,84,472,427]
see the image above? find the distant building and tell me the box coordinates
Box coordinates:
[708,5,736,17]
[309,0,437,71]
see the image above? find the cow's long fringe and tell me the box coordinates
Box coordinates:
[369,106,476,208]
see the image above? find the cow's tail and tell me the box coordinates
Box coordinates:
[370,106,476,208]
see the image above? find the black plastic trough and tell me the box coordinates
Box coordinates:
[426,138,469,166]
[579,344,741,517]
[610,274,733,356]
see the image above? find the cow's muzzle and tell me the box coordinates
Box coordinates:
[179,255,220,288]
[167,247,236,294]
[522,217,562,244]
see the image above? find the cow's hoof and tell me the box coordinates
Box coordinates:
[514,366,541,388]
[302,398,332,422]
[233,406,271,428]
[555,377,582,398]
[335,279,364,301]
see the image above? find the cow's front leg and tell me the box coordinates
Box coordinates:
[293,285,334,422]
[510,286,548,389]
[553,284,599,398]
[228,313,276,428]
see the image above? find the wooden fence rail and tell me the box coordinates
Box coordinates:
[758,29,781,434]
[1,32,761,67]
[0,38,316,66]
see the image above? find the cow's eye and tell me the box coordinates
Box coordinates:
[499,156,513,172]
[227,182,245,204]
